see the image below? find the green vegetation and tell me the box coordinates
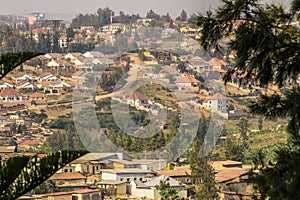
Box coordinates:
[155,178,179,200]
[0,150,87,200]
[188,138,218,199]
[196,0,300,198]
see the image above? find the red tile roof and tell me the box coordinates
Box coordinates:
[210,93,227,100]
[31,28,49,35]
[0,88,24,97]
[209,57,228,66]
[176,75,200,83]
[20,140,40,146]
[128,93,148,101]
[30,92,44,98]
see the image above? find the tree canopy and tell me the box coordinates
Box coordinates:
[195,0,300,199]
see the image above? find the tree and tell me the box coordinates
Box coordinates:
[0,52,43,79]
[195,0,300,199]
[155,178,179,200]
[0,150,87,200]
[180,10,188,21]
[188,139,218,199]
[258,117,263,131]
[237,117,250,140]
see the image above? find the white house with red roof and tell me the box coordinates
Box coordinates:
[175,74,200,87]
[209,57,228,70]
[0,88,27,102]
[59,34,68,48]
[203,92,228,112]
[127,93,153,109]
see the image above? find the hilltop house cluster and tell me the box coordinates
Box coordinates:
[4,152,252,200]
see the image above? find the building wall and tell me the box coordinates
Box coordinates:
[102,172,148,182]
[131,187,155,199]
[139,161,167,171]
[211,99,228,112]
[101,172,117,181]
[72,192,101,200]
[113,162,125,169]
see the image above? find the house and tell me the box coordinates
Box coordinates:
[71,189,102,200]
[215,168,251,200]
[130,175,187,200]
[39,189,101,200]
[188,57,213,73]
[31,28,50,42]
[47,60,72,69]
[127,93,152,109]
[133,159,167,171]
[83,51,105,59]
[65,52,83,62]
[29,92,45,101]
[80,26,95,34]
[48,172,86,186]
[18,140,40,150]
[98,180,127,196]
[109,159,167,171]
[175,74,200,87]
[211,160,243,171]
[58,34,68,48]
[72,34,85,43]
[209,57,228,70]
[12,75,33,84]
[39,73,59,82]
[70,152,133,175]
[16,81,37,90]
[101,168,155,182]
[0,81,13,91]
[49,81,71,89]
[156,165,192,184]
[101,23,126,34]
[0,88,27,102]
[44,53,63,61]
[44,81,71,95]
[202,93,228,112]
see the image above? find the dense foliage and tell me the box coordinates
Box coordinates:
[0,150,87,200]
[195,0,300,199]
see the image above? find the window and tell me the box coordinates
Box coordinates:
[127,178,130,182]
[70,169,72,172]
[64,169,68,172]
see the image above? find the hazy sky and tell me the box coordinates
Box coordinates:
[0,0,291,21]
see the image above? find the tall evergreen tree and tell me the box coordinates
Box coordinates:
[195,0,300,199]
[188,139,218,199]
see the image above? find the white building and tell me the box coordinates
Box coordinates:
[203,92,228,112]
[0,88,27,102]
[101,168,155,182]
[130,175,187,200]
